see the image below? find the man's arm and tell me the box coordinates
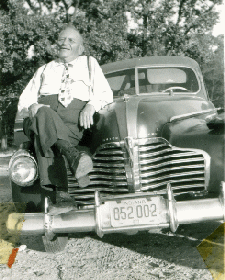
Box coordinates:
[16,65,48,120]
[79,56,113,129]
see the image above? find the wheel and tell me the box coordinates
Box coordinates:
[42,234,68,253]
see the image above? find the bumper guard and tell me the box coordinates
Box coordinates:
[7,182,225,237]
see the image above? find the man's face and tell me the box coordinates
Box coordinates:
[57,27,83,62]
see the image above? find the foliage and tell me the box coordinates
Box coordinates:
[0,0,224,147]
[127,0,223,56]
[0,1,63,145]
[201,34,224,108]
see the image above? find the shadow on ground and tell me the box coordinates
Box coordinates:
[17,220,221,270]
[67,221,220,270]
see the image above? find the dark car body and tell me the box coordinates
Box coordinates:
[8,56,225,250]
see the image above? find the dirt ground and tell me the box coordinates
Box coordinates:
[0,175,220,280]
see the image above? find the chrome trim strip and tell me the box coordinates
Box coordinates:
[141,182,205,191]
[140,157,204,170]
[139,148,203,159]
[90,174,127,180]
[89,180,128,186]
[93,156,124,161]
[96,150,124,155]
[93,163,125,168]
[141,176,204,186]
[69,188,129,193]
[141,171,204,183]
[125,137,141,191]
[141,165,205,178]
[138,137,169,145]
[139,148,177,158]
[90,167,126,173]
[14,128,23,132]
[138,143,168,151]
[139,153,203,164]
[170,109,217,122]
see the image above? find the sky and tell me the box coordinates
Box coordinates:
[213,4,225,36]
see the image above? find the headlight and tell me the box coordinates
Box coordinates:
[9,155,38,186]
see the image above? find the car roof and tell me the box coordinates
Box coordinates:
[102,56,199,74]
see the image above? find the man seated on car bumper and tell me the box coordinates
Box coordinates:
[16,24,113,214]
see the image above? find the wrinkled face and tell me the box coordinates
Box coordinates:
[57,27,83,62]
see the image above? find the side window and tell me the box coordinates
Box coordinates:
[106,69,136,98]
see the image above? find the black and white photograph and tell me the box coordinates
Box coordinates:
[0,0,224,279]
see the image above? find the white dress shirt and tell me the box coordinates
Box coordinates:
[17,56,113,114]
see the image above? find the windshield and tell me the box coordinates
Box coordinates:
[106,67,199,98]
[105,68,135,98]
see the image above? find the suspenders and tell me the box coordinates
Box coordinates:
[38,56,93,98]
[87,56,90,80]
[87,55,93,97]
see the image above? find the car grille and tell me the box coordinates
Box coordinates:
[68,138,208,206]
[68,142,129,206]
[138,138,207,194]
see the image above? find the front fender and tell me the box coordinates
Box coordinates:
[162,118,224,194]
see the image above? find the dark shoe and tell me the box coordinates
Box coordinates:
[48,201,77,215]
[48,191,77,215]
[55,140,79,175]
[56,140,93,187]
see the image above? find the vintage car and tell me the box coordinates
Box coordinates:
[7,56,225,252]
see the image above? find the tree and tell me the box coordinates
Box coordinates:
[0,1,63,147]
[0,0,131,147]
[0,0,224,148]
[127,0,223,56]
[201,34,224,108]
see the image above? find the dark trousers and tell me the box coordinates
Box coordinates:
[23,95,87,189]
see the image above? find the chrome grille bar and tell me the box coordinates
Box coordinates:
[139,153,202,165]
[138,138,207,193]
[141,165,204,177]
[68,137,209,206]
[68,142,129,205]
[140,157,204,170]
[141,177,205,190]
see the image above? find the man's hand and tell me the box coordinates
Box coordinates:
[28,103,50,119]
[79,104,95,129]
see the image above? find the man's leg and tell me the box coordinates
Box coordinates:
[55,139,93,187]
[56,99,94,186]
[33,106,93,185]
[23,106,92,214]
[24,116,75,214]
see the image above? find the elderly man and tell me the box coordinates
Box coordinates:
[17,24,113,213]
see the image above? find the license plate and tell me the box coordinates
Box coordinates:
[109,196,162,227]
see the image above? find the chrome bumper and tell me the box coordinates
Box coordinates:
[7,182,225,237]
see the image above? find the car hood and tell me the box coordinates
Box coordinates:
[91,95,215,147]
[136,96,216,138]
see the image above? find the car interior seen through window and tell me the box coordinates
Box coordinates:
[106,67,199,97]
[106,69,136,97]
